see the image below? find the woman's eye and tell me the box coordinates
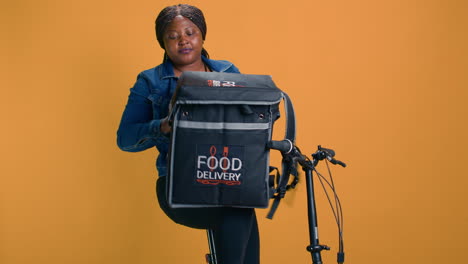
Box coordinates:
[168,34,178,40]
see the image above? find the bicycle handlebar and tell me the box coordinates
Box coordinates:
[268,140,347,168]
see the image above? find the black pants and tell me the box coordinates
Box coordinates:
[156,176,260,264]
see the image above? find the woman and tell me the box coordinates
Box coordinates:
[117,4,260,264]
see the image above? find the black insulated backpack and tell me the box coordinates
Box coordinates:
[167,71,297,217]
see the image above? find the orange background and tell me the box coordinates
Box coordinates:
[1,0,467,263]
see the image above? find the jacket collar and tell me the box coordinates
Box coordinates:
[158,56,234,80]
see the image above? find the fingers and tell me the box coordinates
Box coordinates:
[160,118,172,134]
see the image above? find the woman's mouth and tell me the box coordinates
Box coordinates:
[179,48,192,54]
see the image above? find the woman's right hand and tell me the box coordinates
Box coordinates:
[160,118,172,134]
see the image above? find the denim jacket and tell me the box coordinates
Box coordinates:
[117,56,240,177]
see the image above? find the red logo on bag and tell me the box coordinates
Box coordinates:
[222,147,229,173]
[206,80,245,87]
[209,146,217,172]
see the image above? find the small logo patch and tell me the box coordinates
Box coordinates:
[195,144,244,186]
[207,80,246,87]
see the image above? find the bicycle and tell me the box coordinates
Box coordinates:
[206,140,347,264]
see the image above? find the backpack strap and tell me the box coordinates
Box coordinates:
[283,92,296,142]
[267,92,298,219]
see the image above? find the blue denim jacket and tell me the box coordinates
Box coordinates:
[117,56,240,177]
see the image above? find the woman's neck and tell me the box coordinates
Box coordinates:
[172,59,206,77]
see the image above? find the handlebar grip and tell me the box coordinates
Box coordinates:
[267,140,294,153]
[329,158,347,168]
[335,160,347,167]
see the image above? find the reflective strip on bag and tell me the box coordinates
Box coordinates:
[177,121,269,130]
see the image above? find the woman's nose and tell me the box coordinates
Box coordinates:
[178,35,189,45]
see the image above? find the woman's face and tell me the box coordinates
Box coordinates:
[163,15,204,67]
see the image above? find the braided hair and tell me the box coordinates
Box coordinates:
[155,4,209,60]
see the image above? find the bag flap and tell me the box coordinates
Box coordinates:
[173,71,283,105]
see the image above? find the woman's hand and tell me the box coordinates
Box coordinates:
[160,118,172,134]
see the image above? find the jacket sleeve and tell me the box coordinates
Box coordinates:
[116,74,164,152]
[225,63,241,74]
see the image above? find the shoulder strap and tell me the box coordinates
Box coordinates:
[283,92,296,142]
[267,92,298,219]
